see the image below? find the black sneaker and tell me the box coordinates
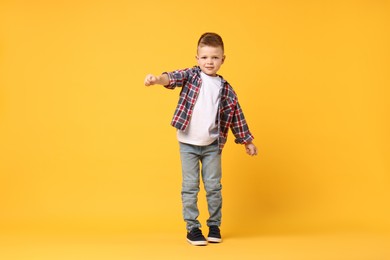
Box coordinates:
[187,228,208,246]
[207,225,222,243]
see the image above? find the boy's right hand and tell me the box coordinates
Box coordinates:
[144,74,157,86]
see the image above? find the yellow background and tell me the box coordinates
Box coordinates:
[0,0,389,257]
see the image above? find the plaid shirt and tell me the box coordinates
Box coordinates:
[164,66,254,153]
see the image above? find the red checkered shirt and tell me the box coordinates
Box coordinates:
[164,66,254,153]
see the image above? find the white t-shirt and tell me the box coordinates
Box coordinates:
[177,72,222,146]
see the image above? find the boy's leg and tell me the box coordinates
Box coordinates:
[200,141,222,228]
[179,142,202,231]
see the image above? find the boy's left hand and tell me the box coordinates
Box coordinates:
[245,142,258,156]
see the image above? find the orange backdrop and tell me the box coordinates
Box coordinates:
[0,0,389,235]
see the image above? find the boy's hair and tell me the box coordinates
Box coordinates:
[197,32,224,52]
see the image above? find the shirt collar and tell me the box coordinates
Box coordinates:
[193,66,227,84]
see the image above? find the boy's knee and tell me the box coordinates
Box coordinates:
[204,181,222,193]
[182,181,200,193]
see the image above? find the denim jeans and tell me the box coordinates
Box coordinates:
[179,141,222,231]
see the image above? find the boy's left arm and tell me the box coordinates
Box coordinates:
[231,102,258,156]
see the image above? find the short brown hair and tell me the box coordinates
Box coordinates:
[197,32,224,52]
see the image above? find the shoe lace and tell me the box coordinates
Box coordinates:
[191,228,204,238]
[209,226,220,236]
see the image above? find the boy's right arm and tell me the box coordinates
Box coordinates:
[144,73,169,86]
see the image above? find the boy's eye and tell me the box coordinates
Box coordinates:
[200,56,219,60]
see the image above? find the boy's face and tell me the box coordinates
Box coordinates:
[196,45,225,77]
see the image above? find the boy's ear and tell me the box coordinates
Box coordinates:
[222,55,226,63]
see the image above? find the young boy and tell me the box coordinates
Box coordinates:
[144,32,257,246]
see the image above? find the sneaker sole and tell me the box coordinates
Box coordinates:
[187,239,208,246]
[207,237,222,243]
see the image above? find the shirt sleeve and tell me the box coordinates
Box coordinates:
[231,101,254,144]
[162,68,192,90]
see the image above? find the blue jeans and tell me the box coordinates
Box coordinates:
[179,141,222,231]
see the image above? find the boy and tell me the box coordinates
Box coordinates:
[144,32,257,246]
